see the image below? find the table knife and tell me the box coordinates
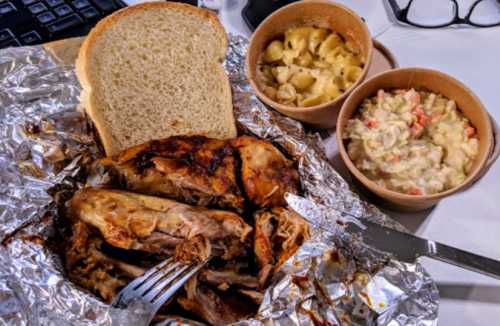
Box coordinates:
[345,219,500,280]
[287,195,500,280]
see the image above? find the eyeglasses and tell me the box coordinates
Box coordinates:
[388,0,500,28]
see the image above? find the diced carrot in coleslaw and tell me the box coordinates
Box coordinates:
[364,119,378,128]
[465,124,476,138]
[408,187,423,196]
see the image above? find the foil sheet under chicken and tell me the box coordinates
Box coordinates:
[0,34,439,326]
[62,135,309,325]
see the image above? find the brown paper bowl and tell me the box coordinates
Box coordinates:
[337,68,495,211]
[246,0,373,128]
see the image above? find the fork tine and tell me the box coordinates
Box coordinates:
[149,262,207,311]
[112,258,175,307]
[112,256,209,319]
[142,264,190,302]
[124,257,174,291]
[133,261,182,294]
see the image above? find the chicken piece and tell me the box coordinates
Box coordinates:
[254,208,310,286]
[237,289,264,305]
[175,235,212,264]
[65,221,146,302]
[68,188,252,260]
[199,269,259,290]
[178,277,239,325]
[99,136,245,212]
[231,136,300,207]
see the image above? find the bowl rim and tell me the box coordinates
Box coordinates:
[245,0,374,114]
[336,66,493,201]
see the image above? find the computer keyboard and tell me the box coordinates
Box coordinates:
[0,0,127,49]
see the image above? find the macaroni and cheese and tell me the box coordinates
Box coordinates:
[344,89,479,195]
[257,26,364,107]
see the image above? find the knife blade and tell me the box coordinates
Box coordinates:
[346,220,500,280]
[286,194,500,280]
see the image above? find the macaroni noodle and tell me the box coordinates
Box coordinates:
[257,26,364,107]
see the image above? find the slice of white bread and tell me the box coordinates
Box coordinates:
[76,2,236,156]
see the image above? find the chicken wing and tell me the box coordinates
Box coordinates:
[254,208,310,286]
[231,136,300,207]
[99,136,245,212]
[68,188,252,260]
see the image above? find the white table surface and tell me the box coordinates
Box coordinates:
[127,0,500,324]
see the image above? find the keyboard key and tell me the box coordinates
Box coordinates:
[37,11,55,23]
[0,2,17,15]
[45,0,63,7]
[80,6,98,19]
[92,0,116,12]
[72,0,89,9]
[28,2,47,14]
[0,29,14,43]
[22,0,37,5]
[47,13,82,33]
[54,4,72,16]
[0,38,21,49]
[20,31,41,44]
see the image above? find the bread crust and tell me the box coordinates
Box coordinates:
[75,2,232,156]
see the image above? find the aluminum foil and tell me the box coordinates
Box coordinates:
[0,35,438,326]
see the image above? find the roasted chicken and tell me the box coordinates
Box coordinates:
[64,189,308,325]
[68,188,252,260]
[178,277,242,325]
[175,235,212,263]
[65,221,146,302]
[64,188,262,325]
[99,135,299,211]
[99,136,245,212]
[199,269,259,290]
[254,208,310,286]
[231,136,300,207]
[65,221,257,324]
[63,135,306,325]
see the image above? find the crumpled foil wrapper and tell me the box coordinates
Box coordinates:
[0,35,438,326]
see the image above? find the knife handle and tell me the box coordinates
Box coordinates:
[427,241,500,280]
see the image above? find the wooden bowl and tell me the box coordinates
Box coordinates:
[337,67,494,211]
[246,0,373,128]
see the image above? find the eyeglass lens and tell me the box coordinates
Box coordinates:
[407,0,457,26]
[470,0,500,25]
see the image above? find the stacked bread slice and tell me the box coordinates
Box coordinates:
[76,2,236,156]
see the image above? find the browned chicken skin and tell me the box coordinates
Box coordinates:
[68,188,252,260]
[65,189,307,325]
[63,136,306,325]
[231,136,300,207]
[99,135,300,211]
[99,136,245,212]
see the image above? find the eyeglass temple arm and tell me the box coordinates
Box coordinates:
[387,0,403,15]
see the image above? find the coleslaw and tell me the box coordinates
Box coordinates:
[344,88,479,195]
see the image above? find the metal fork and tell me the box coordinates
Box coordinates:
[112,256,208,324]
